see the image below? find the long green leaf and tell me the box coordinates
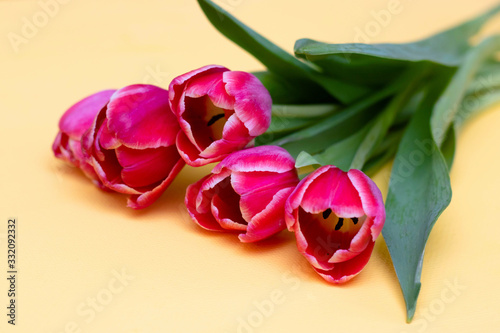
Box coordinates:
[455,89,500,128]
[293,5,500,89]
[270,68,413,149]
[251,71,332,104]
[465,62,500,95]
[294,4,500,66]
[383,74,453,322]
[315,123,372,171]
[431,35,500,146]
[197,0,371,104]
[349,64,430,169]
[273,94,385,157]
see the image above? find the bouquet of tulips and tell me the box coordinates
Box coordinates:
[52,0,500,322]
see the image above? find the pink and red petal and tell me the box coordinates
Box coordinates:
[185,176,226,231]
[127,157,185,209]
[106,84,178,149]
[348,169,386,240]
[59,89,115,140]
[314,241,375,284]
[239,187,293,243]
[223,71,272,136]
[300,166,364,217]
[116,145,181,188]
[169,65,229,118]
[176,131,222,167]
[213,145,296,174]
[184,71,235,110]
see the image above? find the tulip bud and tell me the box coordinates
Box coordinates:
[52,89,116,189]
[169,65,272,166]
[185,146,299,242]
[285,165,386,283]
[82,84,185,209]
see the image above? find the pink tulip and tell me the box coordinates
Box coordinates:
[52,90,116,189]
[169,65,272,167]
[185,146,299,242]
[82,84,185,209]
[285,165,385,283]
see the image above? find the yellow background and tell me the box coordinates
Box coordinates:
[1,0,500,332]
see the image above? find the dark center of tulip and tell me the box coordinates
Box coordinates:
[334,218,344,231]
[184,96,233,149]
[321,210,362,234]
[322,208,332,219]
[207,113,225,126]
[299,208,368,261]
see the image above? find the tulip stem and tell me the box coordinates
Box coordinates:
[271,104,339,118]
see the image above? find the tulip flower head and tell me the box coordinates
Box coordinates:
[52,89,116,189]
[285,165,385,283]
[82,84,185,209]
[185,146,299,242]
[169,65,272,166]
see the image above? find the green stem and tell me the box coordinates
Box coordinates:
[271,104,339,118]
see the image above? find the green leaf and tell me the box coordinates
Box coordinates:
[293,5,500,88]
[269,70,413,157]
[273,94,384,157]
[349,64,430,170]
[455,89,500,128]
[315,123,372,171]
[383,75,453,322]
[295,151,325,180]
[294,50,410,88]
[294,4,500,66]
[431,36,500,147]
[295,151,325,169]
[440,126,456,170]
[362,140,399,178]
[465,62,500,95]
[266,116,316,135]
[314,69,420,172]
[197,0,371,104]
[251,71,332,104]
[256,104,338,145]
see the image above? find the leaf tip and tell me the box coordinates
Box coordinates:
[404,282,421,323]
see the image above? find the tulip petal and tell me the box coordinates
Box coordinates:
[211,178,248,231]
[231,170,299,197]
[213,145,296,174]
[196,170,232,213]
[127,158,185,209]
[176,130,223,167]
[186,176,225,231]
[59,90,115,140]
[106,85,178,149]
[223,71,272,136]
[313,241,375,284]
[182,95,231,151]
[221,113,251,143]
[98,119,121,150]
[348,169,386,240]
[197,114,250,160]
[233,171,299,221]
[116,145,181,188]
[53,132,74,164]
[300,166,364,217]
[239,187,292,243]
[169,65,228,105]
[285,166,330,231]
[89,154,141,195]
[185,71,235,110]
